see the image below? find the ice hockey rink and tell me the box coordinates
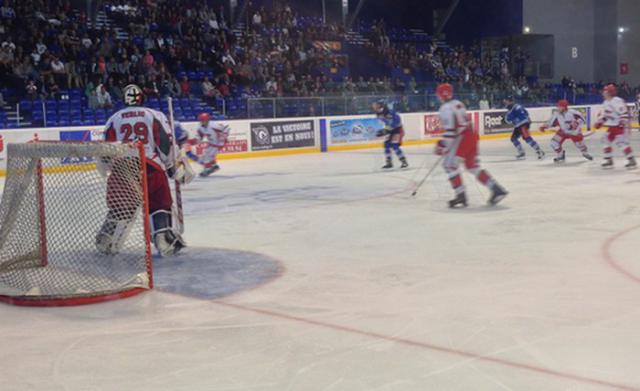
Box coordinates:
[2,132,640,391]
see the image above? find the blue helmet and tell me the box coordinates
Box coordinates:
[373,99,387,113]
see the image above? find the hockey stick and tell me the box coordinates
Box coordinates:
[411,156,444,197]
[167,97,184,234]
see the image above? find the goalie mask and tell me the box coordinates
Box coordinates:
[123,84,145,106]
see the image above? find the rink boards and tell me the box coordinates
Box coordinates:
[0,103,634,176]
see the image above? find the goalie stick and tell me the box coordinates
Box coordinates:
[167,97,184,234]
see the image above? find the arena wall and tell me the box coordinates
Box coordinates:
[0,103,624,176]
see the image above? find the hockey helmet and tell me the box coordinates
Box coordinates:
[603,84,617,98]
[123,84,144,106]
[557,99,569,111]
[372,99,387,113]
[435,83,454,101]
[198,112,211,124]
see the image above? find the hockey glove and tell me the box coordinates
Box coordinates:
[376,127,392,137]
[569,120,580,130]
[168,158,196,185]
[435,139,449,156]
[594,121,603,130]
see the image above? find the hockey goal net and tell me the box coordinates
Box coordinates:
[0,142,152,306]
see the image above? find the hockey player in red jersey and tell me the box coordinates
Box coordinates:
[435,83,507,208]
[594,84,637,169]
[195,112,230,177]
[540,99,593,163]
[97,84,194,257]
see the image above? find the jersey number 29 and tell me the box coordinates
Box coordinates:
[120,122,149,144]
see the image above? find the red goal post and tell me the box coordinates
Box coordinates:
[0,141,153,306]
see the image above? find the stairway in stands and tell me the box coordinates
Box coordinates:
[91,10,129,40]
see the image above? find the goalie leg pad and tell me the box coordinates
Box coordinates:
[151,210,186,257]
[96,209,137,255]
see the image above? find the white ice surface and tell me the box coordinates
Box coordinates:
[2,133,640,391]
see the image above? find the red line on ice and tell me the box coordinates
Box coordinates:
[214,300,639,390]
[601,224,640,285]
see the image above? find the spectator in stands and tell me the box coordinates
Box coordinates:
[50,56,66,88]
[180,76,191,97]
[65,60,82,89]
[108,78,123,102]
[1,2,16,18]
[163,76,181,97]
[142,50,155,71]
[144,76,160,97]
[46,75,60,98]
[252,10,262,27]
[25,79,38,100]
[202,76,217,100]
[0,90,6,107]
[479,95,490,110]
[88,88,98,109]
[0,44,14,67]
[85,78,96,99]
[96,84,113,109]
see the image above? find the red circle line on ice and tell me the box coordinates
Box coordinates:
[601,224,640,285]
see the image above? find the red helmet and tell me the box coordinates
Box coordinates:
[603,84,617,97]
[557,99,569,110]
[198,112,210,123]
[436,83,454,101]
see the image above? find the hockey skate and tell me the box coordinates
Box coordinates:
[515,151,526,160]
[448,192,468,208]
[626,157,638,169]
[400,157,409,169]
[554,150,566,164]
[536,149,546,160]
[488,185,508,206]
[200,164,220,177]
[602,158,614,169]
[582,152,593,161]
[381,158,393,170]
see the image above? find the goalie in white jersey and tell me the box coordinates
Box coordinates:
[594,84,637,169]
[97,84,194,257]
[195,112,230,177]
[540,99,593,163]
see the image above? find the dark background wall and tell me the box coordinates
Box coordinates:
[442,0,523,43]
[523,0,596,82]
[351,0,437,31]
[616,0,640,85]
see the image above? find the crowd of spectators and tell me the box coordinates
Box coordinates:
[0,0,636,118]
[0,0,235,105]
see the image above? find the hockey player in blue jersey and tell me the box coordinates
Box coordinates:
[174,121,199,162]
[373,100,409,169]
[504,97,545,160]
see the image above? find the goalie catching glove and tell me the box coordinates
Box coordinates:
[168,157,195,185]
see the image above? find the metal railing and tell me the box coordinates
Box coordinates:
[0,90,607,129]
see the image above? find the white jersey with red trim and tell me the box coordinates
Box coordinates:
[197,121,230,148]
[104,106,176,171]
[439,99,470,139]
[545,109,585,136]
[601,96,630,127]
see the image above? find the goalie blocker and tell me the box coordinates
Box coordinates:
[97,84,194,257]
